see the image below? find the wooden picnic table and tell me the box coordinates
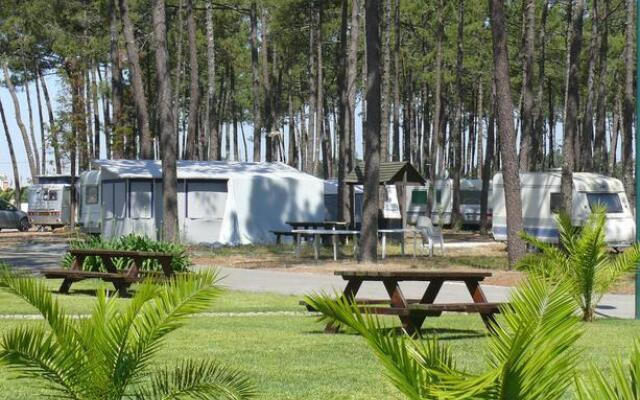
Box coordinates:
[305,270,502,335]
[44,248,175,297]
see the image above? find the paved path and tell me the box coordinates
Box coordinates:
[210,266,636,320]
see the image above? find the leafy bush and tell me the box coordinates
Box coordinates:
[62,234,192,273]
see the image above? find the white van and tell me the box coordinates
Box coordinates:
[27,183,71,229]
[77,170,102,234]
[491,172,635,248]
[406,179,489,226]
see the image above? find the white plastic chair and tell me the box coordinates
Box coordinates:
[416,215,444,257]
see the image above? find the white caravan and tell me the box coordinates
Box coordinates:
[406,179,489,226]
[491,172,635,248]
[27,176,72,229]
[77,170,102,234]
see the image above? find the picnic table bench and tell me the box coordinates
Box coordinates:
[44,249,174,297]
[303,270,502,335]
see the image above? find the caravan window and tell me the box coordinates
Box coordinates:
[113,182,126,219]
[587,193,623,213]
[85,186,98,205]
[129,181,153,219]
[411,190,427,205]
[43,189,57,201]
[550,193,562,214]
[103,183,114,219]
[186,181,227,219]
[436,189,443,204]
[461,190,481,205]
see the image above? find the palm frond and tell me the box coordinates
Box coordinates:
[124,271,223,385]
[0,270,77,345]
[576,337,640,400]
[304,292,458,400]
[134,359,256,400]
[0,325,87,399]
[485,278,582,400]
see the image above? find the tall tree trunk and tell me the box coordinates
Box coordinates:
[547,79,554,168]
[91,65,101,159]
[110,0,125,159]
[562,0,584,214]
[152,0,178,242]
[593,0,609,172]
[0,98,20,203]
[490,0,526,267]
[611,91,622,175]
[380,0,391,162]
[85,70,94,160]
[451,0,464,229]
[250,2,261,162]
[205,1,219,160]
[480,80,496,234]
[360,0,381,262]
[315,3,325,175]
[23,65,40,175]
[519,0,535,172]
[337,0,349,222]
[261,10,274,162]
[35,65,46,172]
[119,0,152,159]
[172,0,185,156]
[580,0,599,172]
[429,1,444,213]
[392,0,400,161]
[476,81,484,178]
[3,63,37,178]
[347,0,360,169]
[184,0,200,160]
[622,0,635,205]
[533,0,550,170]
[39,69,61,172]
[96,66,112,159]
[65,58,89,172]
[288,82,297,167]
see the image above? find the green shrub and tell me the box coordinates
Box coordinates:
[61,234,192,273]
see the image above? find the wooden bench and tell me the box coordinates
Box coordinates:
[303,270,503,335]
[44,249,175,297]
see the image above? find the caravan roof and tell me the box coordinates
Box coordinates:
[92,159,319,181]
[493,172,624,193]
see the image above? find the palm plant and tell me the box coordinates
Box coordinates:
[517,206,640,321]
[0,268,256,399]
[305,278,582,400]
[576,337,640,400]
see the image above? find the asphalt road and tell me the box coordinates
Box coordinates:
[0,236,634,320]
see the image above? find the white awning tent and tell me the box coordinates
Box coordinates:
[92,160,325,245]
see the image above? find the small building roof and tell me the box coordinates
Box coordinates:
[345,161,426,185]
[91,159,321,181]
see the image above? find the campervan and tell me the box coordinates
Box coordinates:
[323,180,363,224]
[406,179,489,226]
[77,170,102,234]
[491,172,635,248]
[27,176,72,229]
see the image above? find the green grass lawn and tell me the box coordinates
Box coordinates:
[0,280,638,399]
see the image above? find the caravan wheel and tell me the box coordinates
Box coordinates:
[18,218,30,232]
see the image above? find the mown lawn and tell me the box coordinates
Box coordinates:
[0,279,638,399]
